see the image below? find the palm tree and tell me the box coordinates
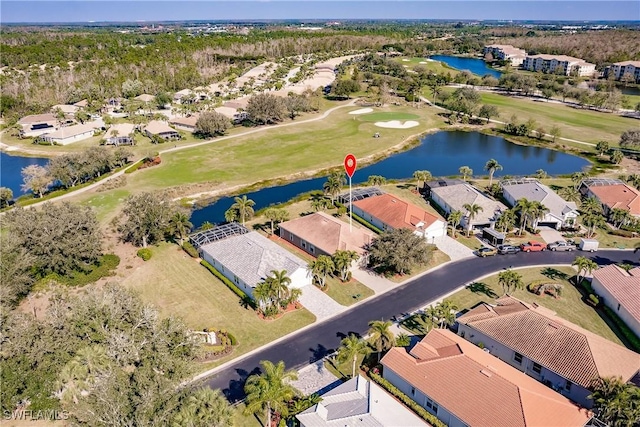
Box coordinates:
[447,210,463,237]
[496,209,516,233]
[172,388,234,427]
[610,208,631,228]
[323,171,346,202]
[626,174,640,190]
[498,269,524,295]
[231,195,255,226]
[581,196,603,216]
[515,198,533,236]
[331,250,359,282]
[199,221,215,231]
[264,208,289,235]
[254,280,276,312]
[244,360,299,427]
[484,159,503,186]
[527,201,549,229]
[412,170,432,192]
[572,256,598,284]
[267,270,292,306]
[459,166,473,182]
[462,203,483,237]
[307,255,334,289]
[224,208,238,223]
[311,197,333,212]
[168,211,193,245]
[435,300,458,328]
[571,171,587,189]
[583,213,606,238]
[368,320,394,361]
[336,334,371,378]
[367,175,387,186]
[589,376,640,426]
[558,186,581,206]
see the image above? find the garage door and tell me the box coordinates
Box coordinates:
[537,222,560,229]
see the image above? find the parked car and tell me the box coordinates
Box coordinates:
[547,240,577,251]
[477,247,498,257]
[520,241,546,252]
[498,244,520,255]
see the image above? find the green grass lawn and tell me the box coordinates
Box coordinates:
[121,243,316,369]
[324,278,375,306]
[443,90,637,145]
[447,266,624,345]
[324,353,367,381]
[80,188,131,224]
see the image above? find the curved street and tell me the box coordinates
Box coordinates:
[199,250,637,401]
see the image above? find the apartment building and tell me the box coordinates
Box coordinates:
[523,54,596,76]
[483,44,527,66]
[606,60,640,83]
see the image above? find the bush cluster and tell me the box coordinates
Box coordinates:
[137,248,152,261]
[182,241,199,258]
[200,260,257,309]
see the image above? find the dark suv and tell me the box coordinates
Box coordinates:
[497,244,520,255]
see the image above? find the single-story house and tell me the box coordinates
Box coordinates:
[457,296,640,408]
[103,97,123,113]
[18,113,58,137]
[351,192,447,240]
[51,104,79,117]
[193,226,311,301]
[501,179,579,230]
[144,120,180,140]
[134,93,155,103]
[104,123,135,145]
[591,265,640,338]
[297,374,428,427]
[579,178,640,218]
[429,182,507,230]
[382,329,592,427]
[278,211,374,258]
[169,114,199,132]
[41,122,100,145]
[173,89,194,104]
[73,99,88,108]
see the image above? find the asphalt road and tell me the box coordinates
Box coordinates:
[201,250,636,401]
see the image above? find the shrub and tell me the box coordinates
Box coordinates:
[200,260,257,309]
[351,212,383,234]
[36,254,120,287]
[602,305,640,352]
[588,293,600,306]
[137,248,152,261]
[368,372,446,427]
[610,229,635,238]
[124,162,142,174]
[182,241,199,258]
[228,333,237,346]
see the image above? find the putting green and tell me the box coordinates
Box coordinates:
[358,112,421,122]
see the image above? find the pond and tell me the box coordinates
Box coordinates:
[190,131,589,227]
[430,55,502,79]
[0,151,49,198]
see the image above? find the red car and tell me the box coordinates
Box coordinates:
[520,241,546,252]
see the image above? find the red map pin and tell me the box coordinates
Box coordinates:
[344,154,357,178]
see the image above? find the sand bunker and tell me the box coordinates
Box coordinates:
[349,108,374,115]
[402,58,410,62]
[419,61,428,64]
[374,120,419,129]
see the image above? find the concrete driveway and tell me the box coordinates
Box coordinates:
[538,226,564,243]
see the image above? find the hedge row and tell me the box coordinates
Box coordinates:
[602,305,640,352]
[200,260,257,310]
[351,212,383,234]
[368,372,446,427]
[182,241,199,258]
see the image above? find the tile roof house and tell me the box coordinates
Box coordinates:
[198,230,311,301]
[41,121,101,145]
[579,178,640,217]
[134,93,155,103]
[429,182,507,230]
[51,104,79,116]
[18,113,58,137]
[351,193,447,240]
[279,212,374,258]
[501,179,579,230]
[457,296,640,408]
[169,114,199,132]
[381,329,592,427]
[591,265,640,338]
[297,375,428,427]
[173,89,194,104]
[144,120,180,140]
[104,123,135,145]
[73,99,88,108]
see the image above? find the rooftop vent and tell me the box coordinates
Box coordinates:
[480,369,493,377]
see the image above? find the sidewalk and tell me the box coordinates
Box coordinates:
[350,266,395,294]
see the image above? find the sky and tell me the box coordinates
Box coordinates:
[1,1,639,23]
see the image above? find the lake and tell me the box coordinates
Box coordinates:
[430,55,502,79]
[190,131,588,227]
[0,151,49,198]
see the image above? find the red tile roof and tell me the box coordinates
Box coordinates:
[592,265,640,324]
[278,212,374,255]
[381,329,592,427]
[458,297,640,388]
[588,184,640,215]
[352,194,442,231]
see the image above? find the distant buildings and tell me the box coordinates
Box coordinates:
[169,115,199,133]
[522,54,595,77]
[18,113,58,137]
[457,296,640,408]
[605,60,640,83]
[483,44,527,66]
[104,123,135,146]
[591,264,640,338]
[41,122,100,145]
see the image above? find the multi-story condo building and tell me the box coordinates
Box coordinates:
[523,54,596,76]
[605,60,640,83]
[482,44,527,66]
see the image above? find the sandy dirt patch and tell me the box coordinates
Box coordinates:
[348,108,374,115]
[402,58,410,62]
[374,120,420,129]
[419,61,428,64]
